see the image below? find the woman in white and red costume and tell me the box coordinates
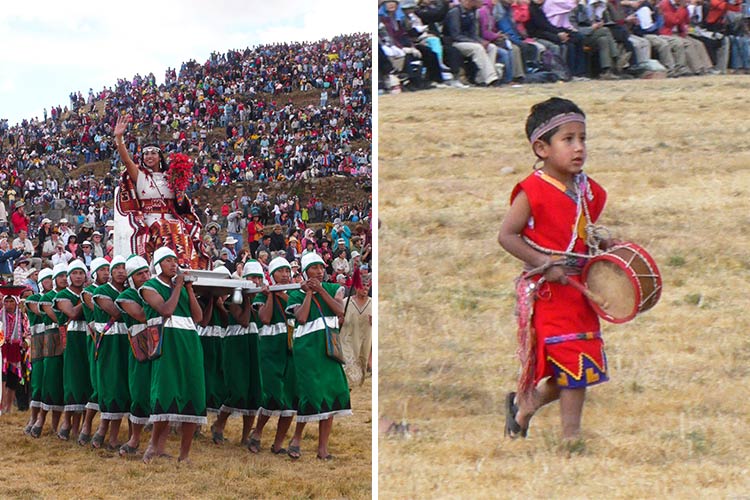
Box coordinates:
[113,113,209,269]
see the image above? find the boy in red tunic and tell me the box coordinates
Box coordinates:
[498,97,610,442]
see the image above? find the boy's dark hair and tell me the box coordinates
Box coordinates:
[525,97,586,144]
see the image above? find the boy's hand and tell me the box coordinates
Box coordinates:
[543,265,568,284]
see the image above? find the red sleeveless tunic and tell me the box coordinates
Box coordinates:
[511,171,609,388]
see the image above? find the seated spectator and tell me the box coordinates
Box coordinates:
[443,0,502,85]
[659,0,715,74]
[570,0,629,78]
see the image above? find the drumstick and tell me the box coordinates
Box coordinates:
[566,279,609,309]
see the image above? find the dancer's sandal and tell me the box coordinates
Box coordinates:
[119,443,139,457]
[77,432,92,446]
[57,427,71,441]
[210,425,225,445]
[247,435,261,454]
[504,391,528,439]
[91,433,105,449]
[30,425,42,439]
[270,445,287,455]
[287,444,301,460]
[316,454,334,460]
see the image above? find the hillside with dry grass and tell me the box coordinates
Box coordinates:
[0,381,371,498]
[378,77,750,498]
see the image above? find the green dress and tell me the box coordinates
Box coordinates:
[198,303,226,413]
[116,287,151,425]
[93,283,130,419]
[140,277,207,424]
[81,283,99,411]
[220,305,256,416]
[39,289,64,411]
[54,288,91,412]
[253,292,296,417]
[286,283,351,422]
[25,294,44,409]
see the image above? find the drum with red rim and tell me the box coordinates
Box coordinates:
[582,242,662,324]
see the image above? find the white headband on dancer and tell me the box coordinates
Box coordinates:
[52,262,68,281]
[529,113,586,144]
[152,247,177,276]
[242,260,264,279]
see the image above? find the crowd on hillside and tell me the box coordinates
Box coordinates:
[0,32,372,220]
[378,0,750,90]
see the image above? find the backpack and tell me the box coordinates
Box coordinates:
[541,50,572,82]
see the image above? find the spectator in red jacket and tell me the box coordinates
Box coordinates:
[9,201,29,235]
[659,0,715,73]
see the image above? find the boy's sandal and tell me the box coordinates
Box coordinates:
[316,454,334,460]
[29,426,42,439]
[57,427,71,441]
[247,435,261,454]
[270,445,287,455]
[504,391,528,439]
[91,433,105,449]
[77,433,92,446]
[287,444,301,460]
[119,443,139,457]
[23,424,32,436]
[210,425,225,445]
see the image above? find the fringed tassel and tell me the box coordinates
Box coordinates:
[514,275,537,407]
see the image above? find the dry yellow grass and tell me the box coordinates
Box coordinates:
[378,77,750,498]
[0,381,371,498]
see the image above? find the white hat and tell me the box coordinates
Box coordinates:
[224,236,238,245]
[153,247,177,275]
[110,255,127,269]
[59,218,69,224]
[67,259,87,274]
[242,260,264,278]
[213,266,231,278]
[126,255,150,287]
[81,240,93,247]
[67,259,88,286]
[268,256,291,284]
[89,257,110,279]
[337,238,345,245]
[125,255,149,278]
[41,218,52,225]
[92,231,102,236]
[52,262,68,280]
[351,251,360,259]
[38,268,54,286]
[301,252,325,275]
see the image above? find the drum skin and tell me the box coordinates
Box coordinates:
[582,242,662,324]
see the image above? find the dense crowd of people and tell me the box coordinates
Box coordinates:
[378,0,750,90]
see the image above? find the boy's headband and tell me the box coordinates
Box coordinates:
[529,113,586,144]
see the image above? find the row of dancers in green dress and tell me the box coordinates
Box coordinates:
[23,249,351,462]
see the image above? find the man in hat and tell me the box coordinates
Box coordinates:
[13,256,30,285]
[78,257,110,446]
[0,237,22,282]
[90,256,129,450]
[58,218,73,245]
[11,229,34,256]
[223,237,238,262]
[205,221,221,250]
[10,200,29,235]
[42,227,64,261]
[54,260,90,441]
[227,209,243,254]
[24,267,54,435]
[91,231,105,258]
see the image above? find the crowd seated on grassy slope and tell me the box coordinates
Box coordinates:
[379,0,750,91]
[0,33,372,286]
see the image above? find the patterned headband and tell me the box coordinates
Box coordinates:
[529,113,586,144]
